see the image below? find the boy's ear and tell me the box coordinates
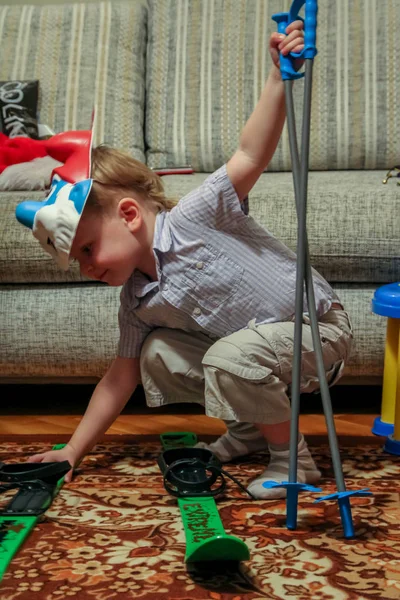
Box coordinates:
[118,197,141,231]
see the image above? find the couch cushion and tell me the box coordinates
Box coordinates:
[0,282,385,382]
[0,283,120,380]
[146,0,400,172]
[159,170,399,284]
[1,170,399,284]
[249,170,400,284]
[0,0,147,160]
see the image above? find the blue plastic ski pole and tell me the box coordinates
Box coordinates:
[268,0,372,536]
[266,0,321,529]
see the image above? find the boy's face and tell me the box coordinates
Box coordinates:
[71,200,152,286]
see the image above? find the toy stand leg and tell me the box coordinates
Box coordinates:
[373,318,399,436]
[384,323,400,455]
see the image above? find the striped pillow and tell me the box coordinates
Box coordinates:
[146,0,400,172]
[0,1,147,161]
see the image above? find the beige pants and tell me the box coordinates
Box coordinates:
[140,308,353,425]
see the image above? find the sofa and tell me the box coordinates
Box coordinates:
[0,0,399,385]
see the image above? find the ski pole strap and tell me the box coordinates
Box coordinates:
[0,444,70,581]
[272,0,318,80]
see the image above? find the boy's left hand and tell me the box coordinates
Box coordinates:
[269,20,304,73]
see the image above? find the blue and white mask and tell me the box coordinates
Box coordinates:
[16,176,93,270]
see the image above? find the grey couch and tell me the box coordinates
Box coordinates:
[1,0,399,384]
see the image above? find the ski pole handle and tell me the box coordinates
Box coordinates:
[271,12,303,81]
[272,0,318,81]
[289,0,318,60]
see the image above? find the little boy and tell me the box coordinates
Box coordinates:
[22,21,352,498]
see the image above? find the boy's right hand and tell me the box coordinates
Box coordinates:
[28,444,78,483]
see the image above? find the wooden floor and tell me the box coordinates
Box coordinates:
[0,384,382,440]
[0,413,378,438]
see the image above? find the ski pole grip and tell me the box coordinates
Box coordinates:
[272,0,317,80]
[289,0,318,59]
[271,12,303,81]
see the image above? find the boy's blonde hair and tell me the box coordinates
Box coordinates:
[86,145,177,213]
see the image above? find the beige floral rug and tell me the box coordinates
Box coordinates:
[0,437,398,599]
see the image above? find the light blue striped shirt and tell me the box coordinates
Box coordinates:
[118,165,336,358]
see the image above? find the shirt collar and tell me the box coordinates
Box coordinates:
[130,211,172,301]
[153,210,172,253]
[133,270,158,298]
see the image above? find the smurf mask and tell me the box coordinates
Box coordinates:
[16,176,93,270]
[15,127,94,270]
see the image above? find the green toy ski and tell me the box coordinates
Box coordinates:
[159,432,251,562]
[0,443,71,581]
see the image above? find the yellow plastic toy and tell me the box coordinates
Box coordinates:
[371,283,400,455]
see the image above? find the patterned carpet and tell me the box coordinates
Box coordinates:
[0,437,399,600]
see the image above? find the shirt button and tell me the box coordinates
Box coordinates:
[196,261,204,269]
[193,307,201,316]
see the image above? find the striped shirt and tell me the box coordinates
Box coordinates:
[118,165,336,358]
